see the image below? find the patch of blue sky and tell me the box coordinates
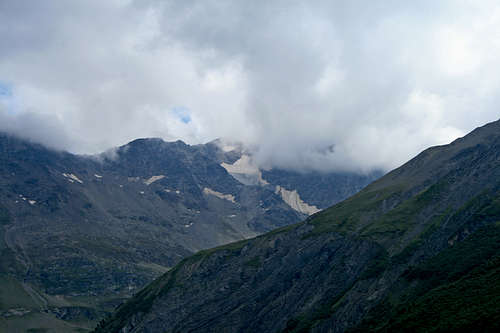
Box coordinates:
[171,106,191,124]
[0,80,18,115]
[0,81,13,97]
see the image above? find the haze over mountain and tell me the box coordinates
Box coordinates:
[2,1,500,173]
[96,119,500,333]
[0,132,378,332]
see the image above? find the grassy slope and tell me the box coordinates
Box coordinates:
[353,222,500,332]
[95,182,500,333]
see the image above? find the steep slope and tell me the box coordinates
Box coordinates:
[262,168,381,210]
[0,134,376,332]
[353,222,500,332]
[95,119,500,333]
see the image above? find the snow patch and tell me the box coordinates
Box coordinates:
[221,155,268,186]
[213,138,242,152]
[221,154,256,174]
[18,195,36,206]
[275,185,320,215]
[62,173,83,184]
[203,188,236,203]
[144,175,165,185]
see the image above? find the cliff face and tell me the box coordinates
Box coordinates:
[96,119,500,333]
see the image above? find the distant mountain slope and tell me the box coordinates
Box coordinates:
[261,168,381,209]
[209,139,383,213]
[95,119,500,333]
[0,134,377,332]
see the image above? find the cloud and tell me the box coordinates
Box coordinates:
[0,108,77,151]
[0,0,499,172]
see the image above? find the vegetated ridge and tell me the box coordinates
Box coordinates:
[95,119,500,333]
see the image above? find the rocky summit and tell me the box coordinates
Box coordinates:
[0,134,377,332]
[96,119,500,333]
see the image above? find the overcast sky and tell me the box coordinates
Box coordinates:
[1,0,499,172]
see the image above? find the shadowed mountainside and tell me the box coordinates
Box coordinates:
[95,119,500,333]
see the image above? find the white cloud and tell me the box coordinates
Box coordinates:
[0,0,498,172]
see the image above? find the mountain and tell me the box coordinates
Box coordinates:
[0,134,377,332]
[95,119,500,333]
[210,138,381,213]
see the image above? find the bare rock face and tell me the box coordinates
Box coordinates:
[96,119,500,333]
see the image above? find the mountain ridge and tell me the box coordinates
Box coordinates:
[0,131,379,332]
[95,119,500,332]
